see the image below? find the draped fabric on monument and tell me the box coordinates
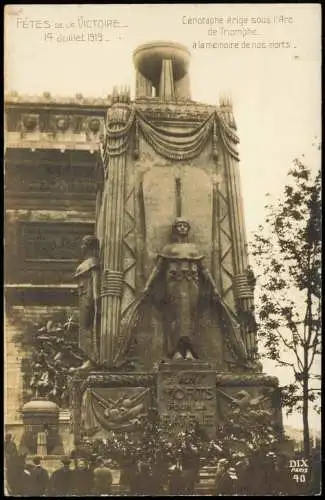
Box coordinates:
[103,108,239,163]
[99,102,254,365]
[136,109,239,162]
[81,387,150,434]
[137,111,215,161]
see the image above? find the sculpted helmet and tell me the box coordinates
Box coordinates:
[81,235,99,257]
[173,217,191,236]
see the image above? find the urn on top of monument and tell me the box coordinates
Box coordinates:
[133,41,191,100]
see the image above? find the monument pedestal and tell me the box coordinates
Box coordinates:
[70,367,282,443]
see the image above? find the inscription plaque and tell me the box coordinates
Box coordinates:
[6,165,97,195]
[157,361,217,438]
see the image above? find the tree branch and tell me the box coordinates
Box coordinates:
[270,299,304,372]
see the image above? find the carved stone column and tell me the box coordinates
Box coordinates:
[100,98,133,365]
[135,70,152,98]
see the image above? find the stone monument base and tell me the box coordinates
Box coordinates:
[70,367,282,442]
[68,366,283,496]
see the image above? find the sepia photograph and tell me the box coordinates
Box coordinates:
[4,3,321,496]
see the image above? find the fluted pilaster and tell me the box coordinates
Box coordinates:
[100,100,132,365]
[100,147,126,364]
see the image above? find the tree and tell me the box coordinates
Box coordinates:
[251,152,321,456]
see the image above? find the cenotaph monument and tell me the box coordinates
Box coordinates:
[70,41,282,446]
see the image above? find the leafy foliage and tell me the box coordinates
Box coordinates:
[251,152,321,454]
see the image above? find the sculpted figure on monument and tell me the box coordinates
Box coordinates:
[119,218,248,364]
[73,235,100,364]
[143,217,201,360]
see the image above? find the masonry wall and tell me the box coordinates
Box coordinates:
[5,148,98,446]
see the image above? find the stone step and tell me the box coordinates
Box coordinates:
[200,465,217,480]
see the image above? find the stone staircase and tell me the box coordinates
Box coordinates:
[196,464,218,495]
[109,464,219,496]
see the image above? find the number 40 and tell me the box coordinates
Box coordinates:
[293,474,306,483]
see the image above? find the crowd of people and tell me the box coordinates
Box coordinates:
[4,434,115,496]
[7,431,319,496]
[4,433,199,496]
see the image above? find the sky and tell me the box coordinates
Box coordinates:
[4,4,321,431]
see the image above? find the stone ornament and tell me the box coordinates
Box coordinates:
[55,115,70,132]
[5,92,112,106]
[87,118,101,134]
[21,114,39,132]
